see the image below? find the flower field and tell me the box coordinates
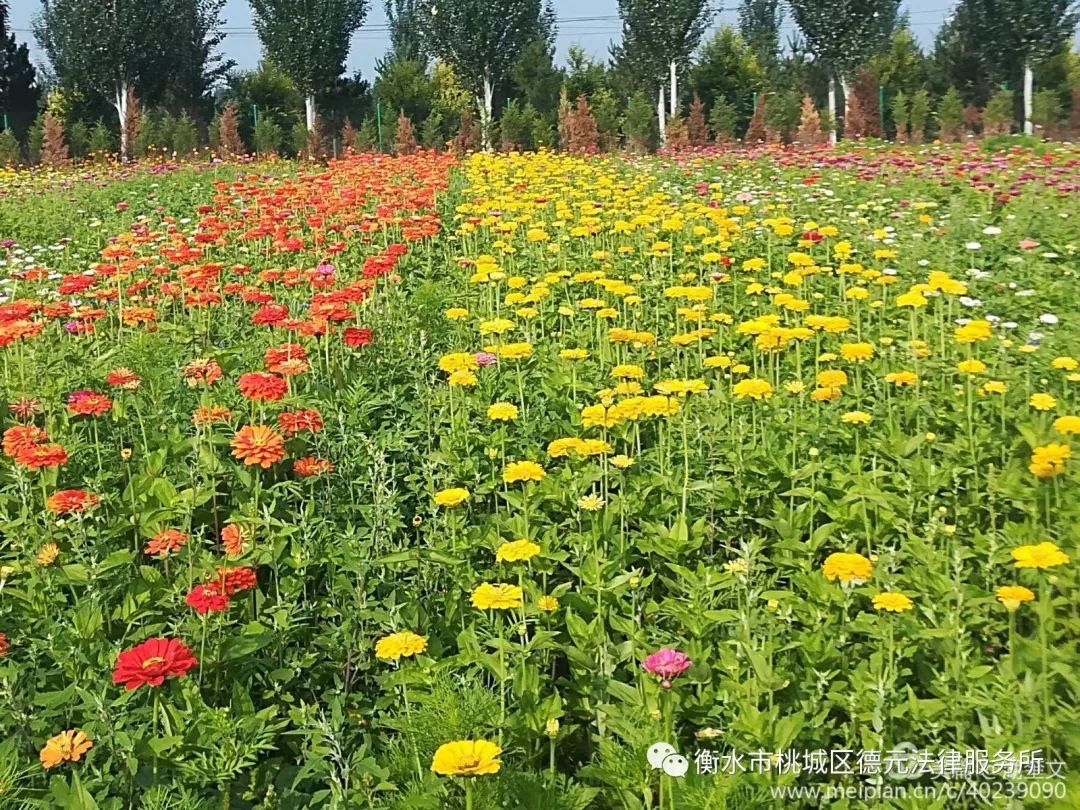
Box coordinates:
[1,144,1079,808]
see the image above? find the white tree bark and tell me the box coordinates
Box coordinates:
[669,61,678,118]
[657,85,667,144]
[827,77,837,144]
[478,75,494,151]
[1023,63,1034,136]
[305,94,316,132]
[113,80,130,161]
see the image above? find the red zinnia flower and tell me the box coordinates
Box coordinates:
[237,372,288,402]
[185,583,231,614]
[0,632,8,656]
[105,367,142,390]
[214,566,258,595]
[278,408,323,436]
[112,637,197,690]
[145,529,189,557]
[343,327,374,347]
[67,390,112,417]
[46,489,99,515]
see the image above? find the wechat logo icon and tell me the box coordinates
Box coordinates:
[648,742,689,778]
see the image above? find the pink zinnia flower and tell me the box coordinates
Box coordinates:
[474,351,497,367]
[642,647,692,687]
[1018,239,1039,251]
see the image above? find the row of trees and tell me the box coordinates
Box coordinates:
[1,0,1078,162]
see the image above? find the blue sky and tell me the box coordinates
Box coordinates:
[9,0,953,82]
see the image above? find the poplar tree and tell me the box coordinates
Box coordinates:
[420,0,554,149]
[787,0,900,141]
[616,0,712,142]
[250,0,369,132]
[956,0,1079,135]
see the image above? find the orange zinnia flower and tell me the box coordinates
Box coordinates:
[67,390,112,416]
[278,408,323,435]
[15,442,69,469]
[3,424,48,457]
[46,489,99,515]
[145,529,189,557]
[230,425,286,468]
[221,523,250,556]
[192,405,232,425]
[40,729,93,769]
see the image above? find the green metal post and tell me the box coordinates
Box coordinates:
[878,86,885,134]
[1,113,7,131]
[252,105,258,128]
[376,102,383,152]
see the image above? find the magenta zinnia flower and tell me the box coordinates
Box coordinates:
[474,351,498,367]
[642,647,692,687]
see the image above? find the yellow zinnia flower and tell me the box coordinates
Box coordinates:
[431,740,502,776]
[996,585,1036,611]
[822,552,873,584]
[375,631,428,661]
[434,487,470,508]
[495,539,540,563]
[1029,392,1057,411]
[487,402,519,421]
[872,592,913,612]
[470,583,524,610]
[537,595,559,612]
[503,460,545,484]
[1011,542,1069,570]
[732,378,773,400]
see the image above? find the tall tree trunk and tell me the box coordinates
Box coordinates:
[1023,62,1034,136]
[305,95,316,132]
[113,80,130,161]
[827,76,837,144]
[669,61,678,118]
[477,75,494,151]
[657,85,667,144]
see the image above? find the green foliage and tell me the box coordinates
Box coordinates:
[707,96,738,140]
[870,28,927,93]
[936,87,965,137]
[26,111,43,163]
[615,0,713,88]
[955,0,1080,79]
[87,119,115,155]
[289,118,310,156]
[420,110,445,149]
[984,87,1015,133]
[172,111,199,156]
[764,89,800,141]
[889,88,908,139]
[249,0,369,95]
[375,58,432,124]
[252,115,283,155]
[591,88,620,146]
[690,27,765,137]
[499,99,534,150]
[737,0,782,75]
[622,89,658,151]
[356,115,378,151]
[787,0,900,77]
[907,88,930,141]
[512,39,563,116]
[1031,88,1064,132]
[0,127,19,164]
